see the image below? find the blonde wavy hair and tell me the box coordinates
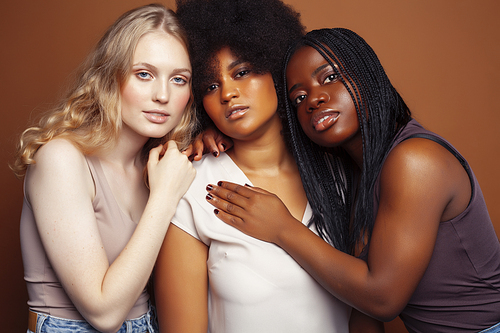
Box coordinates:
[12,4,197,179]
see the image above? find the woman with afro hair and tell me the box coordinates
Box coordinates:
[205,28,500,332]
[153,1,363,332]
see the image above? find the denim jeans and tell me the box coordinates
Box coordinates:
[28,305,158,333]
[480,322,500,333]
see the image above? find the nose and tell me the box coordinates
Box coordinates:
[154,79,169,104]
[220,79,239,103]
[307,90,329,113]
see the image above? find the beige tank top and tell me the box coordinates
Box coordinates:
[20,155,149,320]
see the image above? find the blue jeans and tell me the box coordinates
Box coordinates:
[28,305,158,333]
[480,322,500,333]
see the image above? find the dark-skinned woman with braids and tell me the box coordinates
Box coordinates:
[205,28,500,333]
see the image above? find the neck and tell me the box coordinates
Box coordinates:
[227,118,295,176]
[97,127,149,169]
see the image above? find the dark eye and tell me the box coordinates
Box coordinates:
[235,69,250,78]
[206,84,218,92]
[323,73,340,84]
[293,94,306,106]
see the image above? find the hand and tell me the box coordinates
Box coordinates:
[205,181,298,244]
[147,140,196,202]
[189,127,233,161]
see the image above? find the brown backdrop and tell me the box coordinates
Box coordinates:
[1,1,498,331]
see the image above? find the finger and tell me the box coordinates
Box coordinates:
[202,129,221,157]
[206,183,249,208]
[210,181,256,200]
[217,136,233,153]
[182,144,194,158]
[206,190,247,218]
[148,144,163,163]
[213,207,246,229]
[243,184,270,195]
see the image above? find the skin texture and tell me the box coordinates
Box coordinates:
[26,31,195,332]
[204,45,472,321]
[154,48,311,332]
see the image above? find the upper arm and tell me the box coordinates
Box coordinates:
[154,224,209,333]
[25,139,109,313]
[366,138,468,314]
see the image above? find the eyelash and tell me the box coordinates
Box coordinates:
[204,68,252,94]
[291,71,341,106]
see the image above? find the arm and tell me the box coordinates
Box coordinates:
[154,224,209,332]
[26,139,195,332]
[349,309,384,333]
[206,139,471,320]
[186,126,233,161]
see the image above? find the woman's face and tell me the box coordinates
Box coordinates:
[202,47,279,141]
[286,46,361,150]
[120,31,192,141]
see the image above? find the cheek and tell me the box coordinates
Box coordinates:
[172,89,191,114]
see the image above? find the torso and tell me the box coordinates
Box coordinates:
[172,153,351,332]
[374,120,500,332]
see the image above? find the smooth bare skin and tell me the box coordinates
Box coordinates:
[25,31,196,333]
[205,45,472,321]
[154,48,310,332]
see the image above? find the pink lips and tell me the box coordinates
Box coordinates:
[226,105,249,120]
[143,110,170,124]
[311,110,340,131]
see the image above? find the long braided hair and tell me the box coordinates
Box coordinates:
[282,28,412,254]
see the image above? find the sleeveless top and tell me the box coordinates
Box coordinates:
[20,155,149,320]
[373,119,500,332]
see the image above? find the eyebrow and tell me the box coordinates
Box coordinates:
[227,58,246,71]
[132,62,192,75]
[288,63,331,94]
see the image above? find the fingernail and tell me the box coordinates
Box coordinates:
[206,184,213,191]
[217,181,223,186]
[206,193,213,200]
[245,183,252,187]
[214,209,219,215]
[212,151,219,157]
[221,143,227,150]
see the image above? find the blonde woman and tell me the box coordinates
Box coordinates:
[12,4,196,333]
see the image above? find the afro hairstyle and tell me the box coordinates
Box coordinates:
[176,0,305,130]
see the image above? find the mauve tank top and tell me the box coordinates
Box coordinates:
[20,155,149,320]
[373,119,500,332]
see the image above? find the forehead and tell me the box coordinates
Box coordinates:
[286,46,329,81]
[133,31,190,67]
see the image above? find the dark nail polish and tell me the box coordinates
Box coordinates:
[221,143,227,150]
[245,183,252,187]
[214,209,219,215]
[212,151,219,157]
[206,193,213,200]
[206,184,213,191]
[217,181,223,186]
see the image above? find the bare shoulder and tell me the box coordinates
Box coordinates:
[26,138,94,201]
[379,137,470,220]
[382,137,461,183]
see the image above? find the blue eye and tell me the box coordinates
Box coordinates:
[137,72,152,79]
[173,77,188,85]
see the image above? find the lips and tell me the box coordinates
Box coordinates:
[143,110,170,124]
[311,110,340,131]
[226,105,249,120]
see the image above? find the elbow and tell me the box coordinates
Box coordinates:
[83,311,126,333]
[356,294,406,322]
